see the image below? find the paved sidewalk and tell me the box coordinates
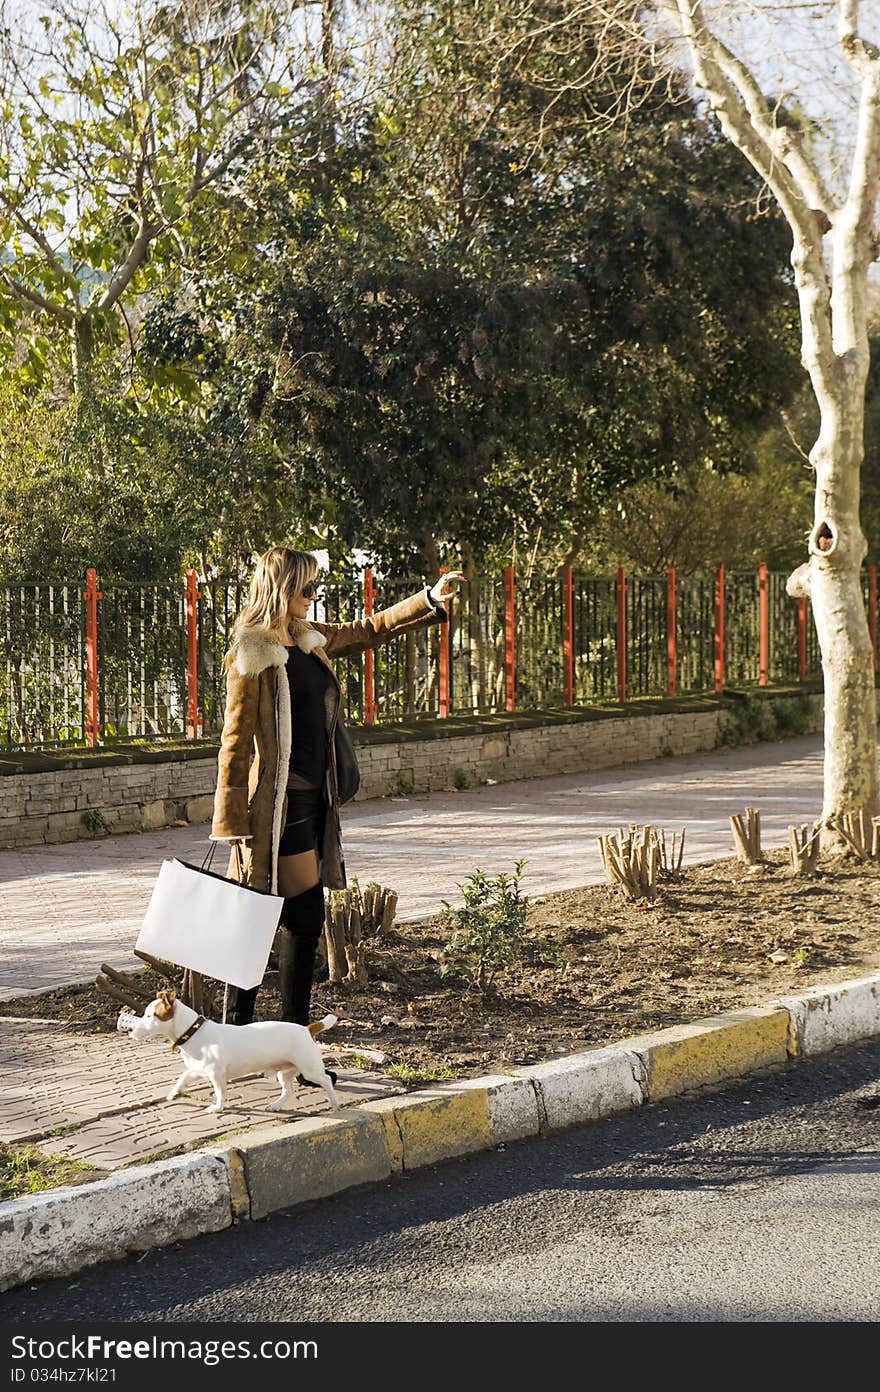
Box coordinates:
[1,1017,402,1168]
[0,734,829,1175]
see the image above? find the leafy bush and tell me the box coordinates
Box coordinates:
[719,692,817,749]
[439,859,529,996]
[723,693,777,745]
[772,693,815,738]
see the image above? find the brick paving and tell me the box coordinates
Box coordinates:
[0,1016,402,1168]
[0,735,829,1172]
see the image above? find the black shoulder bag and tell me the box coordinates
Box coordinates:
[334,719,361,803]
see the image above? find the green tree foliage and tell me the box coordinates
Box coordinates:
[0,0,298,391]
[0,0,322,578]
[0,385,196,579]
[587,460,812,576]
[0,370,317,580]
[158,0,801,575]
[0,0,803,581]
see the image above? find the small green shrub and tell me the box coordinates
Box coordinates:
[394,770,415,796]
[82,808,111,836]
[740,694,776,742]
[439,859,530,996]
[453,767,471,790]
[720,695,769,747]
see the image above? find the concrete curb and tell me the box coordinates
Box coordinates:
[517,1044,645,1130]
[3,969,879,1294]
[772,973,880,1057]
[0,1151,231,1292]
[625,1006,791,1101]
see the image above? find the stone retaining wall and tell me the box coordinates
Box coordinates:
[0,692,826,850]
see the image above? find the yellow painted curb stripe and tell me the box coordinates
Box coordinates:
[361,1087,493,1170]
[628,1007,790,1102]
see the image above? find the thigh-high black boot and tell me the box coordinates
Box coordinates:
[229,885,325,1028]
[278,882,336,1087]
[278,882,326,1025]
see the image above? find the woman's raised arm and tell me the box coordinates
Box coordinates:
[315,573,463,660]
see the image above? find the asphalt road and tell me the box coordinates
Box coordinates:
[3,1039,880,1324]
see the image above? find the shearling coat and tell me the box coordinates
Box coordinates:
[210,587,446,894]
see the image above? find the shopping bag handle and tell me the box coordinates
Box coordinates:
[201,840,247,881]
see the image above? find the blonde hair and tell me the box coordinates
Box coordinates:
[225,546,318,670]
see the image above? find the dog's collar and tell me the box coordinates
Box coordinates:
[172,1016,206,1053]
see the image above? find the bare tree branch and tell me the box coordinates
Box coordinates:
[841,65,880,242]
[0,195,75,291]
[95,218,156,312]
[661,0,836,383]
[831,60,880,351]
[709,33,836,218]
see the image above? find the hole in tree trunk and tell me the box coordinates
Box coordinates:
[809,520,838,556]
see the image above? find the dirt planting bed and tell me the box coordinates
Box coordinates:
[4,849,880,1083]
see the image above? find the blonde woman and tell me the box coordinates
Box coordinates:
[211,547,462,1033]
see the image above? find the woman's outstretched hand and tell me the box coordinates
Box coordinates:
[429,571,465,606]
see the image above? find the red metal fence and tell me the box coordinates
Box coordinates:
[0,563,864,751]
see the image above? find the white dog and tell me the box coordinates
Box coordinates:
[119,989,340,1114]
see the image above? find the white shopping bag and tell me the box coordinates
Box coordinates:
[136,856,283,990]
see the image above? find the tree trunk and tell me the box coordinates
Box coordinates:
[656,0,880,855]
[458,540,493,711]
[805,366,877,841]
[404,629,418,715]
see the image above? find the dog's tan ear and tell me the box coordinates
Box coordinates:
[154,989,176,1021]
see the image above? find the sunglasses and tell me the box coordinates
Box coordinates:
[301,579,319,600]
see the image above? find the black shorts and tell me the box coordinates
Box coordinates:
[279,785,327,857]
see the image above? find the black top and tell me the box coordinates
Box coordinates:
[285,647,335,786]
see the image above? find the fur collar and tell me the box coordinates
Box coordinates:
[233,623,327,677]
